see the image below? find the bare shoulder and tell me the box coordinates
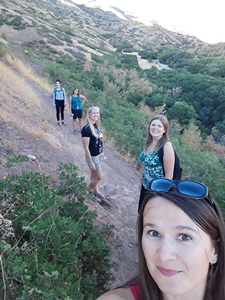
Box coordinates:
[96,287,135,300]
[163,141,173,150]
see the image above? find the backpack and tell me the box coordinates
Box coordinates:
[158,144,182,180]
[54,87,65,99]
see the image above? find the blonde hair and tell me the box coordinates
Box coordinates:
[85,106,101,138]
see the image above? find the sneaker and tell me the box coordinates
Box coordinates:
[74,130,77,135]
[96,198,102,204]
[61,121,66,125]
[94,192,105,200]
[58,122,61,126]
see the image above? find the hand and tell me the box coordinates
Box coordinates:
[90,162,96,171]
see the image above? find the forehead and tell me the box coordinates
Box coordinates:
[143,196,193,225]
[151,119,163,125]
[91,107,99,113]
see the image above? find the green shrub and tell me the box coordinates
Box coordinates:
[0,158,111,299]
[47,35,64,46]
[65,48,86,61]
[91,53,104,64]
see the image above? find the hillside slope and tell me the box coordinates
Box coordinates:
[0,59,140,288]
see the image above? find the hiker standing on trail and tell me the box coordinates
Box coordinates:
[53,79,66,126]
[69,88,87,135]
[138,115,181,212]
[81,105,105,202]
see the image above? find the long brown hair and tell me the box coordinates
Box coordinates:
[137,189,225,300]
[145,115,169,153]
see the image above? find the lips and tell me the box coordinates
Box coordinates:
[157,266,181,277]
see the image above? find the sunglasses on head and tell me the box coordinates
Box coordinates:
[148,178,217,213]
[89,105,98,108]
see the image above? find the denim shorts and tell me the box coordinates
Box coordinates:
[85,153,103,172]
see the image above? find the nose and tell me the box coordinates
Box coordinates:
[157,238,177,262]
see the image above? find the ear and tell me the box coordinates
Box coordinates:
[210,247,218,264]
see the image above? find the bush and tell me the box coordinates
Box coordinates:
[47,35,64,46]
[0,158,111,299]
[65,48,86,61]
[5,15,26,30]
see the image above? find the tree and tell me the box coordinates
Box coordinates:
[181,120,202,151]
[167,101,198,126]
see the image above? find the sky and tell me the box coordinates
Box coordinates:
[74,0,225,44]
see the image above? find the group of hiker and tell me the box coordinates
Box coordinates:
[53,80,225,300]
[53,80,104,201]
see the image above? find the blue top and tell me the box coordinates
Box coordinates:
[71,95,82,110]
[140,148,164,189]
[53,87,66,105]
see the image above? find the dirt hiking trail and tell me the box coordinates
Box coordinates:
[0,67,141,288]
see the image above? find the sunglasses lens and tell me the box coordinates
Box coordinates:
[150,179,171,192]
[178,181,207,198]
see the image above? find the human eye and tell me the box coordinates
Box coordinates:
[178,234,192,241]
[148,230,161,238]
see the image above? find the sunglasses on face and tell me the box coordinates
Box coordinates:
[148,179,217,213]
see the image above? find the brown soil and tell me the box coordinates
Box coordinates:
[0,63,140,289]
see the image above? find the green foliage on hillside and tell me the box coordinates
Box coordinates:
[41,55,225,201]
[1,0,225,294]
[0,158,111,299]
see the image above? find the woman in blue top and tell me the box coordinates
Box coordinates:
[138,115,175,212]
[69,88,87,134]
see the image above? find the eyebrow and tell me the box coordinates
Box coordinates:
[143,224,199,235]
[143,223,156,228]
[175,225,199,235]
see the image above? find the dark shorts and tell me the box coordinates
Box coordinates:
[138,185,148,213]
[72,109,82,119]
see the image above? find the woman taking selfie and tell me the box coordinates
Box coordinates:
[97,179,225,300]
[81,105,105,201]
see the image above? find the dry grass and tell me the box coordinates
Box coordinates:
[0,60,66,149]
[4,54,52,94]
[0,61,52,141]
[0,61,43,112]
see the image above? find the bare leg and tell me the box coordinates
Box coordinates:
[90,169,102,194]
[73,119,77,130]
[78,118,83,131]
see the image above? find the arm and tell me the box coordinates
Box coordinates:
[96,287,134,300]
[53,89,56,106]
[63,88,66,105]
[82,137,95,171]
[139,164,145,190]
[69,96,72,116]
[80,94,87,105]
[163,142,175,179]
